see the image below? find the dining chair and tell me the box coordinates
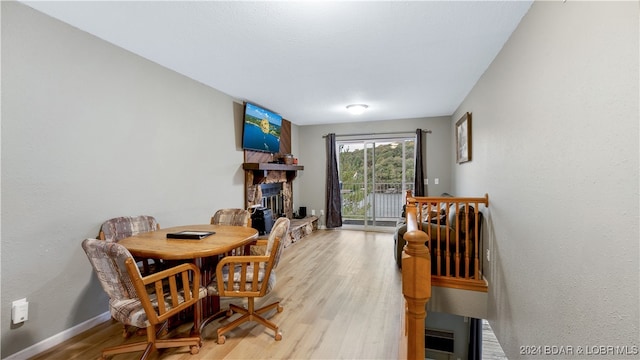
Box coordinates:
[98,215,160,242]
[211,208,252,256]
[98,215,161,276]
[206,217,290,344]
[98,215,165,338]
[81,238,206,360]
[210,208,251,227]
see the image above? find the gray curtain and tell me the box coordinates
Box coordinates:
[414,129,425,196]
[325,133,342,228]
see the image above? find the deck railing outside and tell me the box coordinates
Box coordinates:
[340,181,413,222]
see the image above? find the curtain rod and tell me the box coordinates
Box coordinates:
[322,130,432,138]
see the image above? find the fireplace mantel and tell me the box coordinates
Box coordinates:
[243,162,304,184]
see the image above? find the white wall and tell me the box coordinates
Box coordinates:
[452,1,639,357]
[296,116,452,226]
[1,3,246,357]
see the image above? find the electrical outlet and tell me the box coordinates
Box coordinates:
[311,209,316,216]
[486,249,491,262]
[434,178,439,185]
[12,298,28,324]
[320,210,324,216]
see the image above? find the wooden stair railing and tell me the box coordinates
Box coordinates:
[407,190,489,291]
[400,191,490,359]
[400,198,431,360]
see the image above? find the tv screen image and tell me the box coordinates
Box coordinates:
[242,103,282,153]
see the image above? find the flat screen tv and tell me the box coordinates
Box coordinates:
[242,102,282,153]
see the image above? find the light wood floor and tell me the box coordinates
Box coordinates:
[29,229,404,360]
[482,320,507,360]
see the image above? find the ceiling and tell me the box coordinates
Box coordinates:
[21,1,532,126]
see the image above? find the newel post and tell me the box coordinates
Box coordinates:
[401,192,431,360]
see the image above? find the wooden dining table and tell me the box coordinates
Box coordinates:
[118,224,259,332]
[118,224,258,260]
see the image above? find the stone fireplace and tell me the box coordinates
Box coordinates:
[238,117,317,244]
[243,162,302,219]
[242,120,301,221]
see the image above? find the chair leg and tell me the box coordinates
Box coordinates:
[191,300,202,341]
[101,322,201,359]
[255,300,283,316]
[252,313,280,336]
[216,298,283,343]
[229,303,249,316]
[155,338,201,354]
[101,341,150,359]
[139,343,155,360]
[253,300,283,341]
[216,311,252,343]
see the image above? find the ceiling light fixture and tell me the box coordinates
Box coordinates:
[346,104,368,115]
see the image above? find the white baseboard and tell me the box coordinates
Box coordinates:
[5,311,111,360]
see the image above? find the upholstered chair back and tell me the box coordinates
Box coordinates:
[82,239,141,315]
[99,215,159,242]
[265,217,290,269]
[210,208,251,227]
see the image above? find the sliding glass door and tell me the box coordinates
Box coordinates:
[337,136,415,230]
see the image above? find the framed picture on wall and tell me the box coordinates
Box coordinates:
[456,112,472,164]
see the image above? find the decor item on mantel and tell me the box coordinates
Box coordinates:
[269,153,295,165]
[456,112,472,164]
